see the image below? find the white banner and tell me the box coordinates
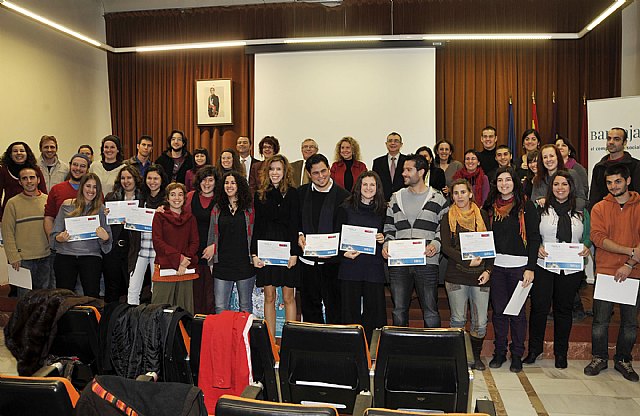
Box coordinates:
[587,96,640,182]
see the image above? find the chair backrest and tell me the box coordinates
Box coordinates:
[190,315,279,401]
[278,321,371,414]
[216,395,338,416]
[365,409,490,416]
[0,375,78,415]
[373,327,472,413]
[49,305,101,388]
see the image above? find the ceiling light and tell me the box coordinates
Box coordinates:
[135,40,246,52]
[284,36,383,44]
[0,0,103,48]
[586,0,626,31]
[422,34,556,41]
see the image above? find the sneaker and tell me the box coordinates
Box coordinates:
[510,355,523,373]
[614,360,640,382]
[584,357,608,376]
[489,354,507,369]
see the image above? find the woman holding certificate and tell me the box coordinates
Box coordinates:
[336,171,387,342]
[484,167,540,373]
[51,173,112,298]
[441,178,493,371]
[152,182,199,313]
[251,155,301,335]
[524,170,591,369]
[103,165,142,303]
[127,164,168,305]
[204,171,256,314]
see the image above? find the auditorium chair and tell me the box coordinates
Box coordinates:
[278,321,372,414]
[0,364,79,415]
[216,394,338,416]
[190,314,280,401]
[372,327,473,413]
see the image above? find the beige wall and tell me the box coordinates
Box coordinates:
[622,0,640,96]
[0,0,110,163]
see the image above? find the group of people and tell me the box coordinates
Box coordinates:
[2,126,640,381]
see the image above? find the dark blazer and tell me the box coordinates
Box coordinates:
[155,151,194,185]
[372,153,407,201]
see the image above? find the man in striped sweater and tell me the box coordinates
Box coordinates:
[383,154,449,327]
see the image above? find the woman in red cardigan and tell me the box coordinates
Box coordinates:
[151,182,199,313]
[330,136,367,191]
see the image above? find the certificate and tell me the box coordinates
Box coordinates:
[8,265,32,290]
[459,231,496,259]
[106,200,139,225]
[543,242,584,271]
[387,239,426,267]
[594,273,639,306]
[124,207,155,232]
[160,268,196,276]
[304,233,340,257]
[340,225,377,255]
[504,282,533,315]
[65,215,100,241]
[258,240,291,266]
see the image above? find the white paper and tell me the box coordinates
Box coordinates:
[387,239,426,267]
[543,242,584,271]
[459,231,496,259]
[124,207,155,232]
[258,240,291,266]
[503,283,533,316]
[106,200,139,225]
[594,273,639,306]
[159,268,196,276]
[340,225,377,255]
[304,233,340,257]
[65,215,100,241]
[8,265,32,290]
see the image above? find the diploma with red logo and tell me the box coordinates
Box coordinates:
[124,208,155,232]
[543,242,584,271]
[106,200,139,225]
[388,239,426,266]
[340,225,377,255]
[258,240,291,266]
[304,233,340,257]
[459,231,496,259]
[65,215,100,241]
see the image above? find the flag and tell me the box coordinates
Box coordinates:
[531,92,539,132]
[579,95,588,167]
[508,97,517,160]
[549,92,558,143]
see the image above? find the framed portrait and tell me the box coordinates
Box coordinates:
[196,79,232,125]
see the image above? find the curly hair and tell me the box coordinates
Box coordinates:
[216,148,245,177]
[333,136,361,162]
[69,173,104,217]
[194,165,218,194]
[216,170,252,212]
[0,142,38,172]
[257,154,295,201]
[111,164,142,195]
[258,136,280,156]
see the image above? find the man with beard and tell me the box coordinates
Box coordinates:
[155,129,194,184]
[382,153,448,328]
[585,164,640,382]
[37,135,69,192]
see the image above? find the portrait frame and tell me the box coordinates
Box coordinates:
[196,79,233,125]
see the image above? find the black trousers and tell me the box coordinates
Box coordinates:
[528,266,583,356]
[300,262,341,324]
[54,254,102,298]
[341,279,387,342]
[103,241,129,303]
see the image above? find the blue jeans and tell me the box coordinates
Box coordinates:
[389,264,440,327]
[214,277,256,314]
[592,293,639,362]
[445,282,490,338]
[17,257,52,298]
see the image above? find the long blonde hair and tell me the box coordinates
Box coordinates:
[69,173,103,217]
[333,136,361,162]
[257,154,295,201]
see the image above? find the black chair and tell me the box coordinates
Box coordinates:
[190,315,279,401]
[364,409,491,416]
[278,321,371,414]
[49,305,101,388]
[216,394,338,416]
[372,327,473,413]
[0,366,79,416]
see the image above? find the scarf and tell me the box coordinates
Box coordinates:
[564,158,576,169]
[448,202,487,235]
[493,196,527,246]
[454,167,485,204]
[550,199,572,243]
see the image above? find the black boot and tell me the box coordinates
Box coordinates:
[470,336,486,371]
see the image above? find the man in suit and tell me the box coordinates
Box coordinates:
[372,132,407,201]
[291,138,318,187]
[236,135,259,179]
